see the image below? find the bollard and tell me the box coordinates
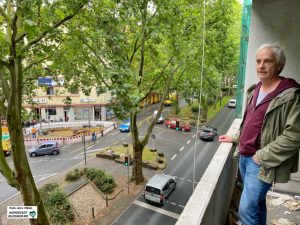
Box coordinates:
[101,130,104,137]
[92,207,95,218]
[106,196,108,207]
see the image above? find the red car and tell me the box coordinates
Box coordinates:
[165,119,191,132]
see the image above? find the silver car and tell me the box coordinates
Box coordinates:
[29,141,60,157]
[143,174,176,205]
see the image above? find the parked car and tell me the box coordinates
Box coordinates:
[199,125,218,141]
[228,98,237,108]
[153,110,165,124]
[143,174,176,205]
[119,119,130,132]
[165,119,191,131]
[29,141,60,157]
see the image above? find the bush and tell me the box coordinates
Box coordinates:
[65,169,82,182]
[83,168,105,180]
[191,105,200,113]
[39,183,74,225]
[83,168,116,194]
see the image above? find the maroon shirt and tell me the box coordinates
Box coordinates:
[239,77,300,156]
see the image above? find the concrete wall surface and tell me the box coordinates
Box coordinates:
[245,0,300,194]
[176,119,241,225]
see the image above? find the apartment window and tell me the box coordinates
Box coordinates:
[46,87,54,95]
[45,108,56,115]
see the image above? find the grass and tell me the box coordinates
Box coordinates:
[109,145,159,164]
[207,96,233,120]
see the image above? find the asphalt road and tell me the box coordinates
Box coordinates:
[113,106,235,225]
[0,103,235,225]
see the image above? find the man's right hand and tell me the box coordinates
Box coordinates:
[219,135,234,143]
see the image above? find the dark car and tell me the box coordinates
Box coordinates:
[199,125,218,141]
[29,141,60,157]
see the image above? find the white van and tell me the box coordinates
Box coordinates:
[143,174,176,205]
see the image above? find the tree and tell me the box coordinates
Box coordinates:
[0,1,87,224]
[50,0,199,184]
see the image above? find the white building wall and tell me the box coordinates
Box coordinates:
[245,0,300,192]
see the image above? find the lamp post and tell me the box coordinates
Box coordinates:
[192,0,212,192]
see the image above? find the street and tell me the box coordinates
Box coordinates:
[0,105,235,225]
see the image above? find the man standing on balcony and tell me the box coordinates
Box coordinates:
[219,43,300,225]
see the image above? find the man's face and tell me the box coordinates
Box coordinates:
[256,48,280,81]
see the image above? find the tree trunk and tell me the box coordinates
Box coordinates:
[7,59,50,225]
[131,143,144,184]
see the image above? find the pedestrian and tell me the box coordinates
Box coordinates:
[219,43,300,225]
[31,126,37,139]
[91,131,96,142]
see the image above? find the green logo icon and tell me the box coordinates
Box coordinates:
[29,211,36,218]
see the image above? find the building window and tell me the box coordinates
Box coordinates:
[45,108,56,115]
[46,87,54,95]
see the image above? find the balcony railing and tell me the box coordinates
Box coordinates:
[176,119,242,225]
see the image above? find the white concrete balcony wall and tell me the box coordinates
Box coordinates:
[245,0,300,193]
[176,119,242,225]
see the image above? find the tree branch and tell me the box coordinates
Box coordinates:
[141,59,185,147]
[20,4,85,50]
[0,5,11,25]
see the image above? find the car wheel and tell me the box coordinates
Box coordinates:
[173,183,176,191]
[52,150,58,155]
[30,152,37,157]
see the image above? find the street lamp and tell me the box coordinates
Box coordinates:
[192,0,214,192]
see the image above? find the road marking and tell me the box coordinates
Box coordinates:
[36,173,58,182]
[134,200,180,219]
[186,140,191,144]
[111,131,119,136]
[62,144,71,149]
[178,204,185,208]
[171,154,177,160]
[179,146,184,152]
[193,134,196,138]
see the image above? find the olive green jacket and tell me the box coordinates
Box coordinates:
[237,87,300,184]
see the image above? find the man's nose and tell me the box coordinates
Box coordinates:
[257,61,265,69]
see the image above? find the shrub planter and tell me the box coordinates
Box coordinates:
[157,152,164,157]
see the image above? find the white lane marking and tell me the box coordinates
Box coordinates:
[36,173,58,182]
[193,134,196,138]
[111,131,120,136]
[62,144,71,149]
[186,140,191,144]
[171,154,177,160]
[186,180,192,183]
[178,204,185,208]
[134,200,180,219]
[179,146,184,152]
[0,192,19,205]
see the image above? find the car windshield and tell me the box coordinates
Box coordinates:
[145,186,160,195]
[202,130,212,133]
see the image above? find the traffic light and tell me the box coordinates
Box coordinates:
[124,155,129,166]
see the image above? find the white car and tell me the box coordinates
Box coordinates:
[228,99,237,108]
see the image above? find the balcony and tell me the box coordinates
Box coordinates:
[176,119,300,225]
